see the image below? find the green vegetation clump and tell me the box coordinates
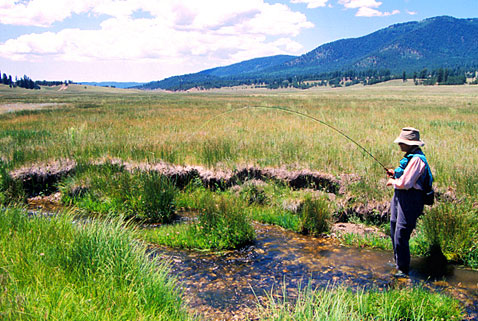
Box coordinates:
[258,284,464,321]
[0,160,24,205]
[60,163,177,223]
[298,195,332,236]
[420,202,478,268]
[0,207,191,321]
[140,192,255,250]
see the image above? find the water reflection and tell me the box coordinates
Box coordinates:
[151,223,478,320]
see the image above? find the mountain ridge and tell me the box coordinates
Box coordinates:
[138,16,478,91]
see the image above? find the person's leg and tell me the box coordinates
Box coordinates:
[393,189,424,274]
[390,192,398,266]
[393,223,414,273]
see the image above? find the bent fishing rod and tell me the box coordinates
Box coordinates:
[185,105,388,172]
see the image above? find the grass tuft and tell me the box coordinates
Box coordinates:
[0,207,191,320]
[139,192,255,250]
[298,195,332,236]
[257,283,465,321]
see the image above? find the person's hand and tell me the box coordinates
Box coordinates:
[386,178,394,186]
[386,169,395,177]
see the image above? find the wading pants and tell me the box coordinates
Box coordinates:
[390,189,424,273]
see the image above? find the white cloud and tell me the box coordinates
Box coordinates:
[407,10,417,15]
[0,0,98,27]
[339,0,382,9]
[290,0,329,9]
[0,0,313,80]
[338,0,399,17]
[356,7,399,17]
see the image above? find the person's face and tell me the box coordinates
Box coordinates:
[399,143,413,153]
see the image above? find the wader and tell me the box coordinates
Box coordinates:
[390,188,424,273]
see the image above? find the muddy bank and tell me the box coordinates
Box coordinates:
[11,159,341,195]
[11,159,456,223]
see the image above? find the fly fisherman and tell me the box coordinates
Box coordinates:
[386,127,433,277]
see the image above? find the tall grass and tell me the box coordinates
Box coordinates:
[60,163,177,223]
[298,195,332,236]
[1,85,477,202]
[0,159,24,205]
[257,284,464,321]
[2,84,478,265]
[419,202,478,268]
[140,192,255,250]
[0,207,191,320]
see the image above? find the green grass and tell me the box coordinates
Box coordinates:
[1,84,477,266]
[419,202,478,268]
[298,195,332,236]
[59,163,177,223]
[0,207,191,320]
[249,206,301,231]
[1,84,477,201]
[140,192,255,250]
[257,283,465,321]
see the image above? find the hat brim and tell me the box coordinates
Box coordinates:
[394,137,425,146]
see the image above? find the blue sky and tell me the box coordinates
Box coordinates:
[1,0,477,82]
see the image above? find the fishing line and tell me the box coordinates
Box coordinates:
[184,105,388,171]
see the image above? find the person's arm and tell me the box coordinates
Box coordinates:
[386,157,426,190]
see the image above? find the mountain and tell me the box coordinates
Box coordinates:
[284,16,478,73]
[138,16,478,91]
[139,55,295,90]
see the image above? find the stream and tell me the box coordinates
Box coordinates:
[27,197,478,320]
[151,223,478,320]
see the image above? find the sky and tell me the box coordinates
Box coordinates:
[0,0,477,82]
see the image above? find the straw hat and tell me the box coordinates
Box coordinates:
[393,127,425,146]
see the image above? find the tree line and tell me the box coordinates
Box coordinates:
[146,66,478,91]
[1,70,72,90]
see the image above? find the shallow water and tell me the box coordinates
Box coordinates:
[151,223,478,320]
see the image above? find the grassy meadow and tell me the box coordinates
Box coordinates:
[1,82,477,199]
[0,82,477,319]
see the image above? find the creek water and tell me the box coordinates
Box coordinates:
[27,198,478,320]
[151,223,478,320]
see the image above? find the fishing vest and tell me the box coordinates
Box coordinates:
[394,148,433,190]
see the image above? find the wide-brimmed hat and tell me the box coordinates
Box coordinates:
[393,127,425,146]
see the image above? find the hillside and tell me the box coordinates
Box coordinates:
[138,16,478,91]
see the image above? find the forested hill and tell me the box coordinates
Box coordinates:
[138,16,478,91]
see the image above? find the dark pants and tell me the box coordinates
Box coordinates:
[390,189,424,273]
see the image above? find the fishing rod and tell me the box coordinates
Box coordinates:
[185,105,388,172]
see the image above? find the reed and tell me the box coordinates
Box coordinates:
[298,195,332,236]
[140,192,255,250]
[257,283,464,321]
[59,163,177,222]
[419,202,478,268]
[0,207,191,320]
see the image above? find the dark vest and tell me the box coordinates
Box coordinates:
[394,148,433,190]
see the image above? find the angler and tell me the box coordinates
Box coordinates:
[386,127,434,277]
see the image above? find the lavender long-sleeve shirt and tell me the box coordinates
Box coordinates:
[391,157,426,190]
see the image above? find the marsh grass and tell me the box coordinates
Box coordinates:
[298,195,332,236]
[257,283,464,321]
[249,206,301,231]
[139,192,255,250]
[337,232,393,250]
[0,207,191,320]
[1,85,478,264]
[0,159,24,205]
[1,86,477,202]
[60,163,177,223]
[419,202,478,268]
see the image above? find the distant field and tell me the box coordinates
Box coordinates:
[1,82,477,200]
